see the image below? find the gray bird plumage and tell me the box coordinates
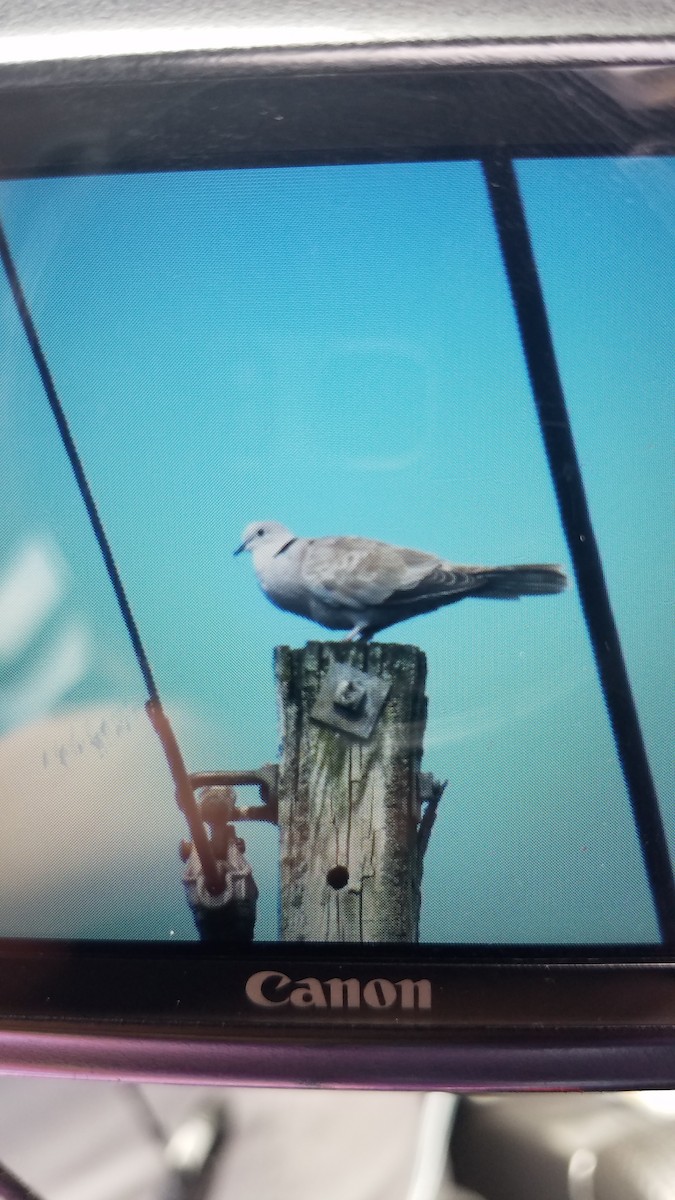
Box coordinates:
[235,520,567,641]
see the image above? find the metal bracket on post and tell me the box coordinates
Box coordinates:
[189,765,279,824]
[310,659,391,739]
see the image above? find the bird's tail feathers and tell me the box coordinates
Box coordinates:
[472,563,567,599]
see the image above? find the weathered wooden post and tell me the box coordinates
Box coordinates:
[275,641,443,942]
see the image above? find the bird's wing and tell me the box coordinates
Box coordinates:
[302,537,475,612]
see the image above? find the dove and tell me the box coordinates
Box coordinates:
[234,520,567,642]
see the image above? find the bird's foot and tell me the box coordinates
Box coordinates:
[343,625,371,643]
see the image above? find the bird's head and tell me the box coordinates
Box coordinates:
[234,520,296,558]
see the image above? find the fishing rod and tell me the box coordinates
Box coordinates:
[0,217,223,896]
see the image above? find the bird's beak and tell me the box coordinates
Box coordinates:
[233,541,246,556]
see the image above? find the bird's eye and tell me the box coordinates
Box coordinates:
[257,529,264,537]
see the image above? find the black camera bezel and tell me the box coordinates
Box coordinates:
[0,940,673,1088]
[0,48,674,180]
[0,45,673,1087]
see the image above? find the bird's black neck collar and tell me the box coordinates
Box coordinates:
[273,537,297,557]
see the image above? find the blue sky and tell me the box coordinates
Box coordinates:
[0,156,671,942]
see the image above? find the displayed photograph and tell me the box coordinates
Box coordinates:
[0,155,671,944]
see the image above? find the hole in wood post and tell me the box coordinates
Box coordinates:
[326,865,350,890]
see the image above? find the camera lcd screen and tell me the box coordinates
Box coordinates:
[0,153,672,947]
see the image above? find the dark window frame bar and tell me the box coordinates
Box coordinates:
[483,154,675,945]
[0,221,158,704]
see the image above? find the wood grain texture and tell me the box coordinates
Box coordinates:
[275,641,436,942]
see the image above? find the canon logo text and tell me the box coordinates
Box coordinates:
[245,971,431,1011]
